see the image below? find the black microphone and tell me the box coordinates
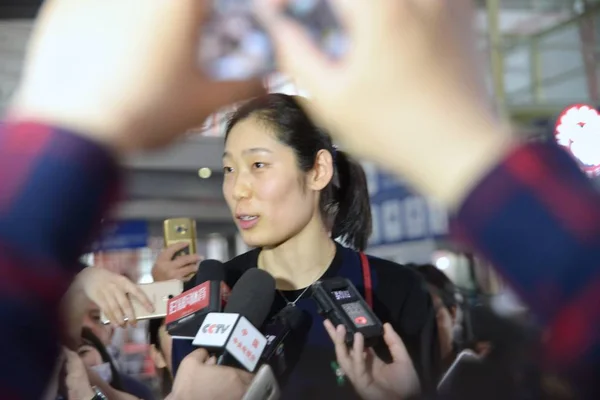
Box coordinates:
[261,305,312,385]
[165,259,230,339]
[193,268,276,372]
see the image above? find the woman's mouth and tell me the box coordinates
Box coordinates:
[237,215,259,230]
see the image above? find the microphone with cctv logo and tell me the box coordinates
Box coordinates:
[193,268,276,372]
[165,259,230,339]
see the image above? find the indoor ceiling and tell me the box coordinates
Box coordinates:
[0,0,42,19]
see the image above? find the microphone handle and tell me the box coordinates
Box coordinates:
[216,351,238,368]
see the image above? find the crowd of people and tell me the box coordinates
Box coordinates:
[1,0,599,399]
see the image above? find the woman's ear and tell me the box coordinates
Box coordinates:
[307,149,334,191]
[149,344,167,369]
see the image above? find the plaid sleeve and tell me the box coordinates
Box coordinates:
[0,122,121,400]
[452,142,600,395]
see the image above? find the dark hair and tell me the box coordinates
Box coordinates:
[225,93,372,250]
[415,264,457,311]
[80,327,124,391]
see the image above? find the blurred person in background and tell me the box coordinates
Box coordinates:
[61,265,157,400]
[416,265,461,371]
[47,347,140,400]
[148,318,174,398]
[81,300,115,351]
[79,327,124,391]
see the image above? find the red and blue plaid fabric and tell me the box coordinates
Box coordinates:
[0,122,120,400]
[452,142,600,398]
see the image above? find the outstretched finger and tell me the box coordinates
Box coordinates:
[98,290,123,326]
[324,320,353,377]
[161,242,191,261]
[382,323,410,363]
[122,277,154,313]
[172,254,202,269]
[110,283,136,324]
[350,332,367,379]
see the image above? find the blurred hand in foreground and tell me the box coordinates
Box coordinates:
[256,0,510,208]
[9,0,264,155]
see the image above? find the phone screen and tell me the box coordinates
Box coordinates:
[200,0,346,80]
[437,350,482,393]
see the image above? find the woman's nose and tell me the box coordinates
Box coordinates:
[232,174,252,200]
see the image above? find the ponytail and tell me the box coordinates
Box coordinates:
[331,150,372,251]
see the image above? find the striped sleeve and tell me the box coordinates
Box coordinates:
[0,122,121,399]
[452,142,600,397]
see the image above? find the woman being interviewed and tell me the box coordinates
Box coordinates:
[222,93,439,398]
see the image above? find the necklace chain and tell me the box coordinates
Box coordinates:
[276,261,331,306]
[259,245,335,307]
[278,285,312,307]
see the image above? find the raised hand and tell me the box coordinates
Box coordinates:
[9,0,264,155]
[324,321,420,400]
[255,0,509,208]
[75,267,154,327]
[152,243,203,282]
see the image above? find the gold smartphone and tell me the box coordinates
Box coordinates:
[101,279,184,324]
[163,218,197,258]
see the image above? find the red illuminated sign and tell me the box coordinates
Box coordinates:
[555,104,600,176]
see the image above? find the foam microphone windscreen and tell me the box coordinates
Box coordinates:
[286,307,311,331]
[195,259,226,285]
[225,268,276,328]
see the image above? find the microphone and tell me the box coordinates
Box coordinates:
[242,364,281,400]
[260,306,312,385]
[192,268,276,372]
[165,259,230,339]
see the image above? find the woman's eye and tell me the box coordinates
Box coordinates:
[223,166,233,174]
[253,162,265,169]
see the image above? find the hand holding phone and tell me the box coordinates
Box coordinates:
[153,242,203,282]
[75,267,154,326]
[100,280,183,325]
[163,218,200,281]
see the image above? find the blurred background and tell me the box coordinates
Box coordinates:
[1,0,600,392]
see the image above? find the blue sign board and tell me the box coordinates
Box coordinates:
[90,220,149,252]
[364,164,449,248]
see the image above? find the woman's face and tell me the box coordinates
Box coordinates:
[222,117,318,247]
[82,301,114,346]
